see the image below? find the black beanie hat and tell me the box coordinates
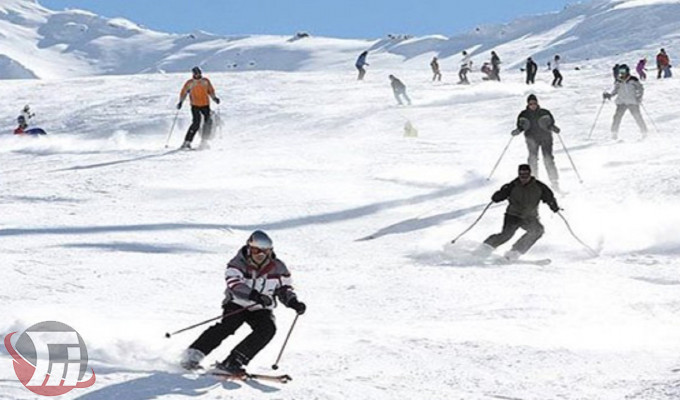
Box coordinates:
[527,94,538,103]
[518,164,531,173]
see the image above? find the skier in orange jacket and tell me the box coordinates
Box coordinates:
[177,66,220,149]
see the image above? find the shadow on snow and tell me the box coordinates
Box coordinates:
[0,178,486,237]
[72,371,278,400]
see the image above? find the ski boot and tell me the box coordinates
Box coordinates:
[213,351,249,376]
[179,140,192,150]
[503,250,521,262]
[179,348,205,371]
[472,243,494,258]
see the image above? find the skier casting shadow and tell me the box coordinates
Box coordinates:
[475,164,560,261]
[180,231,307,376]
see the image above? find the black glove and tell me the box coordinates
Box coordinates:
[551,125,561,134]
[214,97,221,105]
[176,102,183,110]
[248,290,273,307]
[511,128,522,136]
[287,298,306,315]
[550,203,561,213]
[602,92,611,100]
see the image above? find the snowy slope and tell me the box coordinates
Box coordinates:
[1,49,680,399]
[3,0,680,79]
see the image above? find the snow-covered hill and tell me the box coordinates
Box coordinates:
[2,0,680,79]
[2,53,680,400]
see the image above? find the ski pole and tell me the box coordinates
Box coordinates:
[556,133,584,184]
[587,99,606,140]
[557,211,598,257]
[451,201,493,244]
[271,314,300,370]
[164,304,256,339]
[164,108,181,148]
[487,135,515,181]
[640,103,661,136]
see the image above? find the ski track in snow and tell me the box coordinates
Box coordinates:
[2,43,680,400]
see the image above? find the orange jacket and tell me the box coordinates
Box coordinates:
[179,77,216,107]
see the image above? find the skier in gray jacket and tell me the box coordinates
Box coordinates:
[180,231,306,374]
[603,64,647,140]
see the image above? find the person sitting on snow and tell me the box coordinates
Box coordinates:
[14,115,29,135]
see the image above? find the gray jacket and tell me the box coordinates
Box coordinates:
[610,76,644,105]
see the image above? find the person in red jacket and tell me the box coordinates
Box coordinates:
[177,66,220,149]
[656,48,670,79]
[14,115,28,134]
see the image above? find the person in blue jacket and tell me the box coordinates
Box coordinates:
[356,51,369,80]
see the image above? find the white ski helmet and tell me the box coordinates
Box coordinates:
[247,230,273,249]
[247,230,273,265]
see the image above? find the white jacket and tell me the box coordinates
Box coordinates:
[610,77,644,105]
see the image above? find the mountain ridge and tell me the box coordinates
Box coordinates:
[1,0,679,79]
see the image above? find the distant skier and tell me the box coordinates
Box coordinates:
[356,51,369,81]
[512,94,562,192]
[177,66,220,150]
[481,62,494,80]
[490,51,501,81]
[525,57,538,84]
[458,50,472,84]
[551,55,563,87]
[389,74,411,105]
[179,231,306,374]
[636,58,647,80]
[20,105,34,124]
[656,48,670,79]
[612,64,620,83]
[603,64,647,140]
[430,57,442,81]
[475,164,560,261]
[14,115,46,135]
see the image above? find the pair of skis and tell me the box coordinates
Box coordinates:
[486,256,551,266]
[206,370,292,384]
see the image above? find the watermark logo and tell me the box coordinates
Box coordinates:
[4,321,96,396]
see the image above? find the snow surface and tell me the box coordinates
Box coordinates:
[2,1,680,400]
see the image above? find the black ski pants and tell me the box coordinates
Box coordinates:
[484,214,544,254]
[189,303,276,364]
[526,71,536,84]
[525,135,558,186]
[552,69,563,86]
[184,105,212,143]
[357,66,366,80]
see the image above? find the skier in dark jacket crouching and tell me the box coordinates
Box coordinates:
[475,164,560,261]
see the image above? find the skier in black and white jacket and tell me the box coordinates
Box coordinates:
[180,230,306,374]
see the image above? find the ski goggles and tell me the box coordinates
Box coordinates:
[250,247,272,256]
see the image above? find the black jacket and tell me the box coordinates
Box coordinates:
[517,107,556,139]
[492,177,559,219]
[526,60,537,75]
